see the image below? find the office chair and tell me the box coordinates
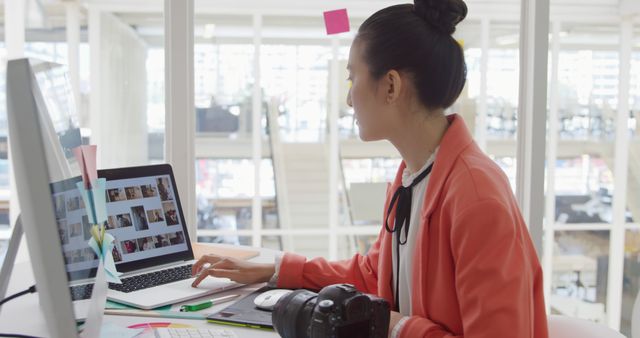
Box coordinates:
[547,315,625,338]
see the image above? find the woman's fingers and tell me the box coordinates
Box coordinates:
[191,254,224,276]
[191,269,211,287]
[208,269,240,281]
[192,255,241,287]
[191,256,274,287]
[191,268,242,287]
[191,258,207,276]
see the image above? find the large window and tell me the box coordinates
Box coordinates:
[621,49,640,337]
[554,156,615,224]
[546,24,619,326]
[195,158,278,245]
[262,45,331,143]
[551,230,610,323]
[339,158,400,259]
[194,44,255,137]
[147,47,165,162]
[463,22,521,192]
[542,17,640,333]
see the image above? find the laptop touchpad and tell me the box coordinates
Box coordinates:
[169,277,233,291]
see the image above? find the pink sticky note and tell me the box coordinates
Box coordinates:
[73,145,98,189]
[324,9,350,35]
[72,147,89,188]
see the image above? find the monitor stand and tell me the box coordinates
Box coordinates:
[0,215,24,309]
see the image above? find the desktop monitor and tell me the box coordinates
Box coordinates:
[6,58,83,338]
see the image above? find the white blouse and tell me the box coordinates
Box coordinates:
[391,147,438,337]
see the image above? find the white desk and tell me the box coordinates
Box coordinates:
[0,244,281,338]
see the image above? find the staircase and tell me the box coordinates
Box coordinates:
[282,143,331,258]
[267,101,354,258]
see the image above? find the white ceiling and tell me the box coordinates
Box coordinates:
[0,0,637,49]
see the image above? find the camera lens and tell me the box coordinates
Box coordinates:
[272,289,318,338]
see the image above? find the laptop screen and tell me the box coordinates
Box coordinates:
[51,165,193,282]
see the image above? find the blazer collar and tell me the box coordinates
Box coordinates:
[387,114,475,220]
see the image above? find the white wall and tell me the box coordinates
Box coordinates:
[90,11,148,169]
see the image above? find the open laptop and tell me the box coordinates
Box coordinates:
[51,164,243,315]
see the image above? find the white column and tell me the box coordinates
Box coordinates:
[88,7,101,155]
[516,0,550,257]
[65,2,81,117]
[543,20,561,311]
[251,14,263,248]
[476,18,490,152]
[5,0,25,60]
[328,38,340,260]
[89,12,148,168]
[607,17,633,331]
[164,0,196,238]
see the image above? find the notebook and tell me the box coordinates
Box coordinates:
[207,286,275,330]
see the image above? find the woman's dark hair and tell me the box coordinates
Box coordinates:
[356,0,468,110]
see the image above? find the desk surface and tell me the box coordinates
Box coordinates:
[0,243,281,338]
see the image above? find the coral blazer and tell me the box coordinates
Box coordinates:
[276,114,548,338]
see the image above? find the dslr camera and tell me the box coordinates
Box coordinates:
[272,283,390,338]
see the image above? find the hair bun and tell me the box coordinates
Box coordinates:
[414,0,467,35]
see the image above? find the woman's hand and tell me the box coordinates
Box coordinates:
[191,254,275,287]
[388,311,404,337]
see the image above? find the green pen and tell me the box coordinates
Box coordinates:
[179,294,240,312]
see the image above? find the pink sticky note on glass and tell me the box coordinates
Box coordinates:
[324,9,350,35]
[73,145,98,189]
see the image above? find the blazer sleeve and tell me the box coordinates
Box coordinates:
[399,199,540,338]
[276,227,384,294]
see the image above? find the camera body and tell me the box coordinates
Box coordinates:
[272,283,390,338]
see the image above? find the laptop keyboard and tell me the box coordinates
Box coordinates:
[109,264,194,293]
[70,264,194,300]
[70,284,93,301]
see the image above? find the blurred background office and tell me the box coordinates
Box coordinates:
[0,0,638,336]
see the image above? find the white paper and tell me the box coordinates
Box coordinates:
[102,234,122,284]
[99,322,144,338]
[81,234,123,337]
[80,257,108,338]
[92,178,108,225]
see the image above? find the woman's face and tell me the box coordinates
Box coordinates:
[346,40,396,141]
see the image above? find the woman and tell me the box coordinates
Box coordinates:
[191,0,548,337]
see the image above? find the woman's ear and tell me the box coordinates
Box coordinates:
[385,70,403,104]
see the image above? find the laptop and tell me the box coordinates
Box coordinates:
[51,164,242,316]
